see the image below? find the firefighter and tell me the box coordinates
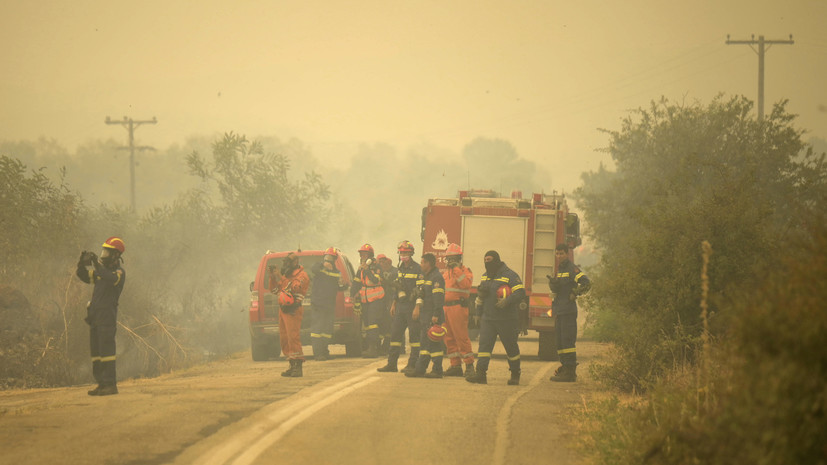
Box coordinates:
[377,240,422,373]
[441,243,476,378]
[310,247,346,361]
[351,244,385,358]
[405,253,446,378]
[76,237,126,396]
[376,254,397,356]
[467,250,525,385]
[271,252,310,377]
[548,243,591,382]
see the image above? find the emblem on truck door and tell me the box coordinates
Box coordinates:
[431,229,449,250]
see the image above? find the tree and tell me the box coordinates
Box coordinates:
[575,95,825,391]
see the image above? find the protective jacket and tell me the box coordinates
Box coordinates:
[550,260,590,315]
[477,262,525,321]
[311,261,343,309]
[276,266,310,311]
[417,267,445,324]
[76,260,125,326]
[352,264,385,303]
[395,260,422,307]
[443,264,473,307]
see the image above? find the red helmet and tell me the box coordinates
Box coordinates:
[427,324,447,342]
[278,289,295,307]
[102,237,125,253]
[397,240,415,254]
[496,285,512,300]
[445,243,462,257]
[376,254,390,261]
[358,244,375,256]
[324,247,338,256]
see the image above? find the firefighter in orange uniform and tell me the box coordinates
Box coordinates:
[351,244,386,358]
[271,252,310,377]
[441,243,476,378]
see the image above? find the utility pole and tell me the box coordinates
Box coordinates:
[726,34,794,121]
[105,116,157,211]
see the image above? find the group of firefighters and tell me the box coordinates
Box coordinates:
[266,240,591,385]
[76,235,589,396]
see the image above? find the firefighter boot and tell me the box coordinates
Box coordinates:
[444,365,464,377]
[465,368,487,384]
[377,351,399,372]
[290,360,304,377]
[464,363,476,379]
[87,385,103,396]
[507,370,521,385]
[96,384,119,396]
[281,360,295,377]
[550,364,577,382]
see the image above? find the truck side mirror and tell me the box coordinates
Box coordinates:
[249,281,255,292]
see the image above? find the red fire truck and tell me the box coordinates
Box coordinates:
[420,189,582,361]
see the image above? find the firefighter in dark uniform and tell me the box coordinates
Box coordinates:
[76,236,126,396]
[405,252,446,378]
[351,244,385,358]
[548,243,591,382]
[377,240,422,373]
[376,254,397,356]
[311,247,346,361]
[467,250,525,385]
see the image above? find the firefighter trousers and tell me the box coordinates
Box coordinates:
[414,322,444,375]
[361,299,383,349]
[476,318,521,374]
[555,312,577,367]
[443,304,474,367]
[385,303,421,369]
[89,322,117,386]
[279,307,305,360]
[311,304,334,357]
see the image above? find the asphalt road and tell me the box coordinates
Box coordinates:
[0,336,607,465]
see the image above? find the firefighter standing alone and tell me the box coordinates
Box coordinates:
[76,237,126,396]
[271,252,310,377]
[548,243,591,382]
[441,243,476,378]
[467,250,524,385]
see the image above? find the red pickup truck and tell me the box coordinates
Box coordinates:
[248,249,362,360]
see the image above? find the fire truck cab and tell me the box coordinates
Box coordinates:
[420,189,581,361]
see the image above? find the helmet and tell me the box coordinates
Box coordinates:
[445,243,462,256]
[496,285,512,300]
[358,244,375,256]
[278,289,295,307]
[376,254,390,261]
[102,237,125,254]
[323,247,338,257]
[397,240,415,254]
[427,324,447,342]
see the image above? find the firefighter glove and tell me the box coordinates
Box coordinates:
[495,298,507,309]
[475,296,482,309]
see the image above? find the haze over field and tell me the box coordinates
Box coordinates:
[2,1,825,188]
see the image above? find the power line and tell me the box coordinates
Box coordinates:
[726,34,794,121]
[104,116,157,211]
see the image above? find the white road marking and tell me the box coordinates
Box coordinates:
[195,367,381,465]
[492,363,555,465]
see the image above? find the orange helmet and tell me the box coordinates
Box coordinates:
[358,243,375,256]
[397,240,415,254]
[324,247,338,256]
[427,324,447,342]
[102,237,125,253]
[496,285,512,300]
[445,243,462,257]
[278,289,295,307]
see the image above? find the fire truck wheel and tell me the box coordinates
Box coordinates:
[251,334,280,361]
[538,331,559,361]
